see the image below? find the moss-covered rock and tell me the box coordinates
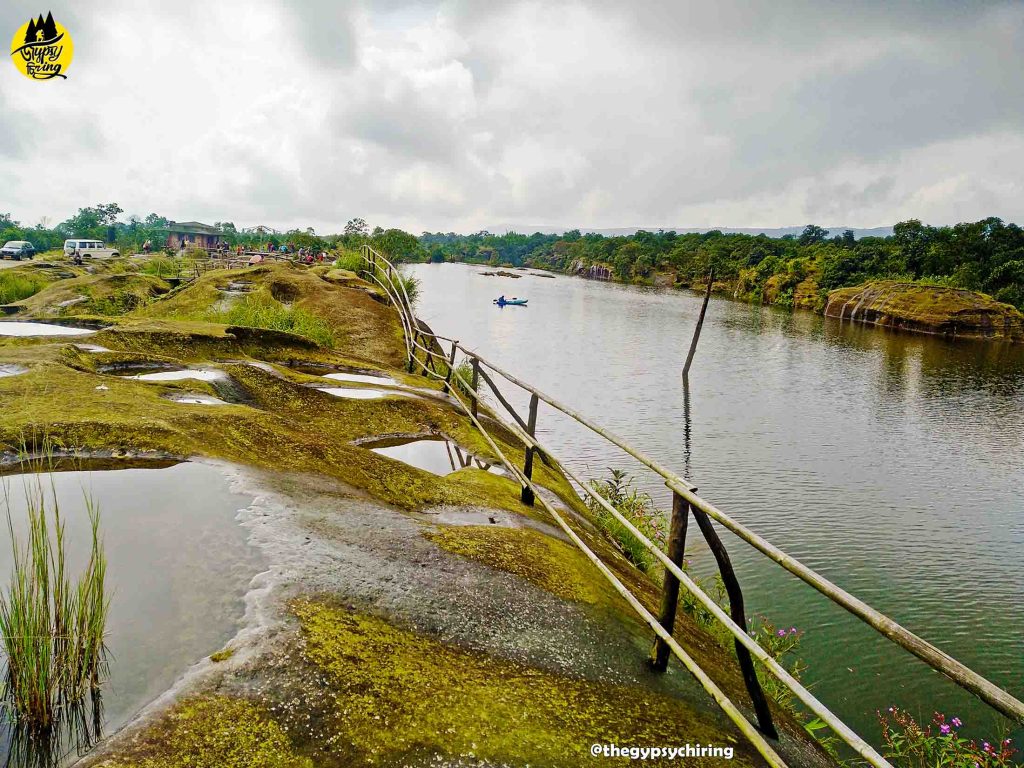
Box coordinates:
[426,524,612,604]
[292,599,759,767]
[824,281,1024,340]
[93,697,311,768]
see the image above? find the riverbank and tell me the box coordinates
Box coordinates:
[0,257,828,767]
[536,261,1024,343]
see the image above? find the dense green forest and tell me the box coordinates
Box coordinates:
[4,204,1023,310]
[421,220,1024,311]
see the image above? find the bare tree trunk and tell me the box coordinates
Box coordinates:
[682,268,714,379]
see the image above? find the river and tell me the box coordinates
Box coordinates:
[406,261,1024,747]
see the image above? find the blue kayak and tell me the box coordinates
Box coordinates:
[494,297,528,306]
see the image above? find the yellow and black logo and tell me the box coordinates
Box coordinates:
[10,11,73,81]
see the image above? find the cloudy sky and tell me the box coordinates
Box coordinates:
[1,1,1022,234]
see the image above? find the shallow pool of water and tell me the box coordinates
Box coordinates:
[0,364,27,378]
[323,371,400,386]
[364,436,503,476]
[319,386,411,400]
[0,461,264,765]
[0,322,95,337]
[131,369,226,383]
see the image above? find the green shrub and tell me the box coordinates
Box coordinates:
[586,469,666,574]
[878,708,1019,768]
[333,251,364,273]
[0,273,45,305]
[211,291,334,348]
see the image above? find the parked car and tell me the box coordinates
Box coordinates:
[63,239,120,259]
[0,241,35,260]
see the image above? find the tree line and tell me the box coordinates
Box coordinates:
[0,208,423,261]
[421,220,1024,310]
[5,205,1023,309]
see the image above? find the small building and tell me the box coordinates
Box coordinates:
[165,221,222,250]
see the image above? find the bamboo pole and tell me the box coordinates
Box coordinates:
[683,268,714,379]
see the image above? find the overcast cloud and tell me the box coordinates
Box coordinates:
[0,0,1022,233]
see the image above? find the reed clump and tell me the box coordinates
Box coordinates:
[0,476,109,733]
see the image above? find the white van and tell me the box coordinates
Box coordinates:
[63,239,120,259]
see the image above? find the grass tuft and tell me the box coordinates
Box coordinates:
[0,471,109,733]
[210,291,335,348]
[0,273,46,305]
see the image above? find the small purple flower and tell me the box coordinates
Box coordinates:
[952,717,962,727]
[789,627,797,634]
[983,742,991,752]
[940,724,951,735]
[1005,739,1012,745]
[777,629,786,637]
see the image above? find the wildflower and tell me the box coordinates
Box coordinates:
[777,629,786,637]
[952,717,962,727]
[789,627,797,634]
[983,742,991,752]
[940,724,951,735]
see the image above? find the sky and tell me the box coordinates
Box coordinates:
[1,0,1022,234]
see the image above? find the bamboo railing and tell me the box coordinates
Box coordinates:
[358,244,1024,768]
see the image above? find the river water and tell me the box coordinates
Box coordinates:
[407,262,1024,746]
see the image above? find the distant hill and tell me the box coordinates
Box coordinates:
[483,225,895,240]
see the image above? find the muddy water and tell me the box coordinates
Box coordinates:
[407,261,1024,745]
[0,461,265,765]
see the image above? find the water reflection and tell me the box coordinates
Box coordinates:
[407,262,1024,743]
[0,462,263,767]
[1,693,103,768]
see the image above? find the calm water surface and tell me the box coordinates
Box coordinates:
[0,461,264,765]
[408,262,1024,743]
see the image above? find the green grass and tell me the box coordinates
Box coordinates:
[0,471,109,732]
[0,273,46,305]
[211,291,335,348]
[332,251,363,273]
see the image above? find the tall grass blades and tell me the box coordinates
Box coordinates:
[211,291,335,348]
[0,476,108,733]
[0,273,46,306]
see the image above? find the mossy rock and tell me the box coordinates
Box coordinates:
[825,281,1024,340]
[427,524,613,604]
[93,697,311,768]
[291,599,760,767]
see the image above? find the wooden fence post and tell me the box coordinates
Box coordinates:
[691,507,778,738]
[682,267,714,379]
[520,393,539,505]
[470,358,480,418]
[650,491,689,671]
[443,341,458,394]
